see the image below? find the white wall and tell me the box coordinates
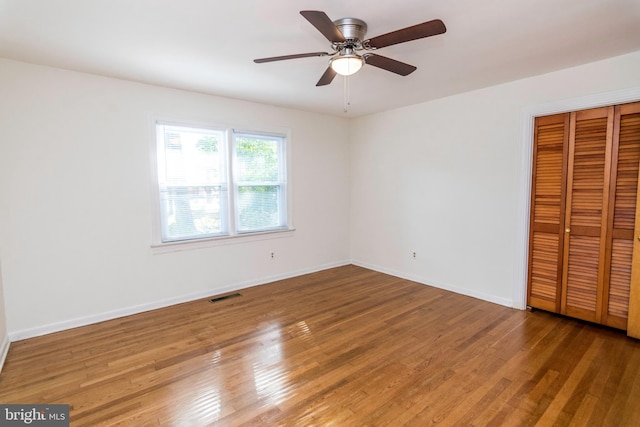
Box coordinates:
[0,59,351,339]
[350,50,640,308]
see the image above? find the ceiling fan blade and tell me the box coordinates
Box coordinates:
[300,10,346,43]
[254,52,331,63]
[364,54,417,76]
[316,67,337,86]
[366,19,446,49]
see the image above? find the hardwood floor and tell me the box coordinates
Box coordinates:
[1,265,640,426]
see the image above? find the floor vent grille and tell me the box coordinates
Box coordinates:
[209,293,242,303]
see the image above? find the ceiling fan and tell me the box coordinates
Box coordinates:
[254,10,446,87]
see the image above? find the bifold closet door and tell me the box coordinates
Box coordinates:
[619,102,640,338]
[528,101,640,334]
[602,103,640,329]
[560,107,614,323]
[527,114,569,312]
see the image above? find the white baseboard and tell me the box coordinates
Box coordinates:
[0,336,9,373]
[352,260,515,309]
[8,260,351,342]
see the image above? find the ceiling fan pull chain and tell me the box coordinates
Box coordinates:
[343,75,351,113]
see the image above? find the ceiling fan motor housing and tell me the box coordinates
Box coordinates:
[333,18,367,42]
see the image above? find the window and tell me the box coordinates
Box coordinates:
[233,132,287,233]
[155,122,289,244]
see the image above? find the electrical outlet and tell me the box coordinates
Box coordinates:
[270,251,275,259]
[412,251,416,259]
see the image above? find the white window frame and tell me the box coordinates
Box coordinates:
[150,118,294,253]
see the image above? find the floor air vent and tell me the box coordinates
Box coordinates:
[209,293,241,303]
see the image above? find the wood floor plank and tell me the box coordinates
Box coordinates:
[1,265,640,426]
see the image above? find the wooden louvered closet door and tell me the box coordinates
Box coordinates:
[561,107,614,323]
[527,114,569,313]
[603,103,640,330]
[527,101,640,337]
[621,103,640,338]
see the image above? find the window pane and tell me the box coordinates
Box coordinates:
[234,136,280,182]
[162,128,224,185]
[160,185,225,240]
[233,133,287,233]
[236,186,282,232]
[157,125,227,242]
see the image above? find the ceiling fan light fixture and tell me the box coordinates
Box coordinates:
[330,53,363,76]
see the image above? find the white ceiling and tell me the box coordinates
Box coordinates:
[1,0,639,117]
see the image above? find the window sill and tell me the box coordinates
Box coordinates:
[151,228,296,254]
